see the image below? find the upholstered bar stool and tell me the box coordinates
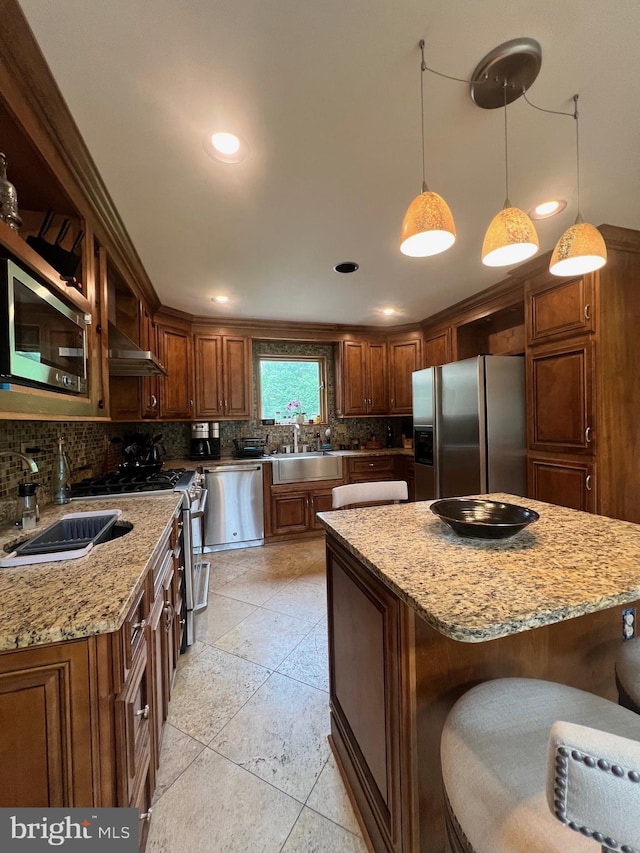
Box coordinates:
[440,678,640,853]
[331,480,408,509]
[616,638,640,715]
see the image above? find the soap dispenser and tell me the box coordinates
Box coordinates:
[52,437,71,505]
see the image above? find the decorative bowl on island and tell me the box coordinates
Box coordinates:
[430,498,539,540]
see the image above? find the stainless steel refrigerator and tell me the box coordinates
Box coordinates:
[412,355,526,501]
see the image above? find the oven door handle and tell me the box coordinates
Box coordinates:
[190,487,208,520]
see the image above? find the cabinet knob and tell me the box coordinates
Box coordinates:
[132,619,146,631]
[586,474,592,492]
[180,618,186,626]
[164,603,174,631]
[139,809,153,823]
[585,426,592,444]
[135,704,150,720]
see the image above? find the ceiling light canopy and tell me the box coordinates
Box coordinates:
[399,41,456,259]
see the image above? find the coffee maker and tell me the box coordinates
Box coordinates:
[190,422,221,460]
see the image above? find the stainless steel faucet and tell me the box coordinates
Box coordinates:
[0,450,39,473]
[293,423,300,453]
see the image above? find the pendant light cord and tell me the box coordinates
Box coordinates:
[503,81,510,206]
[419,40,428,192]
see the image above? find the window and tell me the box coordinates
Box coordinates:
[258,356,327,423]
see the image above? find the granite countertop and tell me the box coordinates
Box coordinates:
[0,494,183,652]
[317,493,640,643]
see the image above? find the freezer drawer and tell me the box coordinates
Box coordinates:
[204,464,264,551]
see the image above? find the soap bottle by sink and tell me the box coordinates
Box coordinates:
[52,437,71,505]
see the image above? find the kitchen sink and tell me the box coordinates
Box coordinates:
[0,510,124,567]
[271,452,342,485]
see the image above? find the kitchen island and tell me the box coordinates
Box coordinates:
[317,494,640,853]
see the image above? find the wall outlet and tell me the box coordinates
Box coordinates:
[622,607,635,641]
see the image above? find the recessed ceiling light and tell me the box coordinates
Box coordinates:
[203,131,249,164]
[529,199,567,220]
[382,308,395,316]
[211,295,229,304]
[333,261,359,274]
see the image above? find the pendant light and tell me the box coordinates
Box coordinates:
[400,41,456,257]
[481,82,539,267]
[549,95,607,276]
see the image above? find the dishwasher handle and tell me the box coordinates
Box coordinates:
[205,465,262,474]
[190,487,208,520]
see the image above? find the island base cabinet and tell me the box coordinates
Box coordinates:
[326,534,640,853]
[0,640,94,808]
[327,541,406,853]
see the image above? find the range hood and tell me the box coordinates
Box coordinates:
[107,322,167,376]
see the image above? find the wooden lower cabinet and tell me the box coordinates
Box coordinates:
[528,453,596,513]
[270,485,336,536]
[0,508,182,852]
[0,640,94,807]
[348,455,396,483]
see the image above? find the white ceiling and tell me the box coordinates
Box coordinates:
[18,0,640,326]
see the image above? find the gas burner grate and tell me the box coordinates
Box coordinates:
[70,468,187,498]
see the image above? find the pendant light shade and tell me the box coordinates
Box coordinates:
[482,206,539,267]
[550,96,606,277]
[400,190,456,257]
[400,41,456,259]
[549,220,607,276]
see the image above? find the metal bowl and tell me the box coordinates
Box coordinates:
[430,498,539,539]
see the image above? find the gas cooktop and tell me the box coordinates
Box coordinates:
[70,468,193,498]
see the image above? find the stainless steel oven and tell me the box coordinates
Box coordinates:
[0,258,88,393]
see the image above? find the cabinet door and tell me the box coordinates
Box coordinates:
[140,307,159,419]
[223,335,252,418]
[110,376,142,421]
[339,341,368,416]
[271,491,309,535]
[423,329,451,368]
[194,335,223,418]
[308,488,335,530]
[388,338,421,414]
[115,643,151,806]
[528,454,596,513]
[527,273,596,344]
[0,641,93,807]
[327,541,403,849]
[158,326,194,419]
[527,339,596,454]
[367,341,388,415]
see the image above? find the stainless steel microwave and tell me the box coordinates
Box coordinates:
[0,258,88,394]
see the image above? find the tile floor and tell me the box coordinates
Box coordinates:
[146,538,368,853]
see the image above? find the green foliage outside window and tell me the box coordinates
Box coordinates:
[259,357,325,422]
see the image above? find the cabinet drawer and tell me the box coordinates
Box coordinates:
[115,642,151,806]
[348,456,395,482]
[122,583,149,674]
[528,454,596,514]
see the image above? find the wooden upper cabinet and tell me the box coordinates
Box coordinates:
[194,334,251,420]
[528,453,596,514]
[527,272,596,345]
[423,329,451,368]
[336,340,387,417]
[158,324,193,419]
[139,305,159,419]
[388,337,422,414]
[527,338,596,454]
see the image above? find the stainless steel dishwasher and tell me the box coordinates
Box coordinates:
[203,463,264,551]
